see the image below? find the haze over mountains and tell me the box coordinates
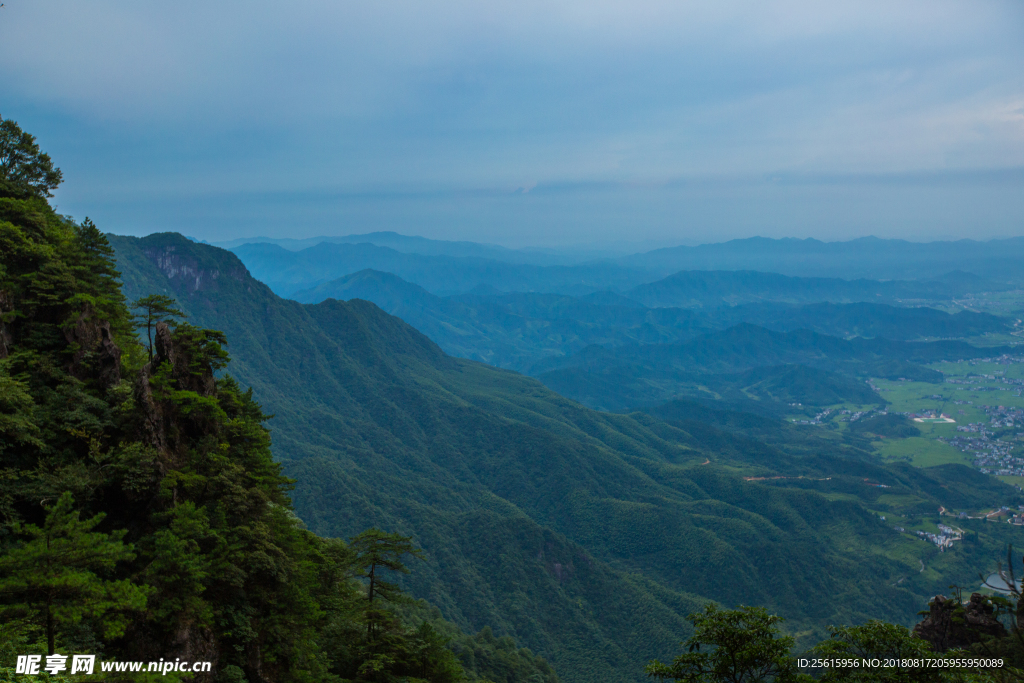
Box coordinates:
[217,230,1022,420]
[111,232,1024,682]
[223,232,1024,299]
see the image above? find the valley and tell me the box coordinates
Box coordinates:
[104,232,1024,681]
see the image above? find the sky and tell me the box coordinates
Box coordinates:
[1,1,1022,249]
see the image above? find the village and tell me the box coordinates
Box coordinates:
[937,403,1024,476]
[890,518,965,551]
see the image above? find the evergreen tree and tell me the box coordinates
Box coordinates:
[131,294,185,360]
[0,492,149,655]
[349,528,424,640]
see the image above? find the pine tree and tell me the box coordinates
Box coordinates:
[131,295,186,360]
[0,492,150,655]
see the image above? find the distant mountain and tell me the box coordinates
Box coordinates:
[228,233,1020,303]
[625,269,1012,309]
[295,270,1009,373]
[617,236,1024,282]
[294,269,714,371]
[215,231,580,264]
[216,233,1024,285]
[110,232,1020,681]
[534,323,1013,412]
[215,232,682,263]
[235,241,653,297]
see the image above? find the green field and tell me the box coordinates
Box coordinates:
[998,475,1024,489]
[876,436,971,467]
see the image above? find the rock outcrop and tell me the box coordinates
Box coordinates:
[913,593,1007,652]
[63,304,122,388]
[136,321,220,468]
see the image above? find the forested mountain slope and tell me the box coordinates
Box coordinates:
[111,232,1023,682]
[292,269,715,371]
[0,120,557,683]
[535,324,1015,412]
[291,270,1008,375]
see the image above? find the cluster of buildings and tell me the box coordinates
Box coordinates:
[982,403,1024,429]
[910,524,962,551]
[947,357,1024,397]
[940,422,1022,475]
[934,402,1024,475]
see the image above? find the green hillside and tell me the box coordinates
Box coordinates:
[717,301,1009,340]
[289,270,1006,377]
[624,269,1010,308]
[534,324,1017,413]
[111,232,1024,682]
[294,269,715,371]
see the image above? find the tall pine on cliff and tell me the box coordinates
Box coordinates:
[0,119,558,683]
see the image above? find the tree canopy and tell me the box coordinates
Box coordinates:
[0,117,63,199]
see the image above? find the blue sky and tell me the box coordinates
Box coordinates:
[1,1,1022,248]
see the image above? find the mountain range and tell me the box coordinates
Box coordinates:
[110,232,1024,682]
[285,269,1009,406]
[224,233,1024,298]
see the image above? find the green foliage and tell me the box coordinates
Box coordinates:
[645,604,805,683]
[131,294,185,360]
[0,492,149,655]
[0,121,556,683]
[0,118,62,199]
[811,621,942,683]
[645,606,1022,683]
[0,360,41,458]
[848,413,921,440]
[108,230,1024,683]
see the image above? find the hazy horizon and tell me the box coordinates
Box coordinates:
[2,1,1022,246]
[196,229,1024,256]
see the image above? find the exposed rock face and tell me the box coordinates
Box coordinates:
[136,322,219,468]
[63,304,122,388]
[913,593,1007,652]
[153,321,217,396]
[144,244,246,293]
[130,320,221,680]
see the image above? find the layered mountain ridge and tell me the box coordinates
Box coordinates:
[111,232,1024,682]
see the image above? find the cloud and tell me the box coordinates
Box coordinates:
[0,0,1021,243]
